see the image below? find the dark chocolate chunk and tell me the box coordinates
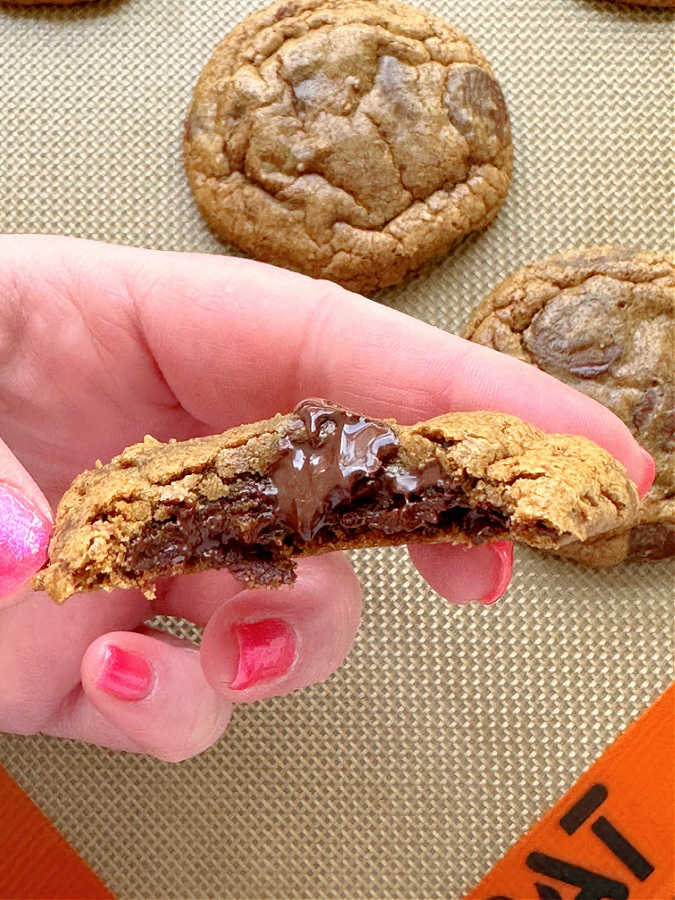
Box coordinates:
[445,65,510,161]
[270,399,398,540]
[524,288,625,379]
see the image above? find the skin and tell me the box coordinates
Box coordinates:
[0,236,654,762]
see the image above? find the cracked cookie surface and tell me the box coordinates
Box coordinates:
[183,0,512,295]
[33,399,637,603]
[464,246,675,565]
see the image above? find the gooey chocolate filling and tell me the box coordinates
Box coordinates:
[123,401,509,584]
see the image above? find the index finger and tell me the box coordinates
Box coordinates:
[132,246,652,492]
[9,236,653,492]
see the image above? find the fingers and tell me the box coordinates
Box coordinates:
[0,437,52,606]
[28,540,507,762]
[69,630,232,762]
[200,554,362,703]
[408,541,513,606]
[43,554,360,760]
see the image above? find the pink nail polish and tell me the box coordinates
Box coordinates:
[637,447,656,499]
[479,541,513,606]
[0,484,51,598]
[97,645,153,701]
[230,618,296,691]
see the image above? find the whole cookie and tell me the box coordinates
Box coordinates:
[184,0,512,295]
[464,246,675,565]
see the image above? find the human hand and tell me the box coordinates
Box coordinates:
[0,236,654,761]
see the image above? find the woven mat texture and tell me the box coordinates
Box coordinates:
[0,0,673,898]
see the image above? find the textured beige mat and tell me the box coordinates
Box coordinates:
[0,0,673,898]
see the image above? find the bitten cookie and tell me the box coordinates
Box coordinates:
[183,0,512,295]
[464,246,674,565]
[33,399,638,603]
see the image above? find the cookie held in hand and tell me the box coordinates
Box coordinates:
[464,246,674,565]
[183,0,512,295]
[33,400,638,602]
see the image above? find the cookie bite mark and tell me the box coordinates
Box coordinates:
[33,400,639,603]
[463,246,675,565]
[183,0,513,294]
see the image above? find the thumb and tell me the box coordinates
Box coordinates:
[0,437,52,607]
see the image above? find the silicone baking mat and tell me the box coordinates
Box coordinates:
[0,0,673,897]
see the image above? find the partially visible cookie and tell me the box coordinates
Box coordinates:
[3,1,96,4]
[33,399,638,603]
[184,0,512,295]
[613,1,675,7]
[464,246,675,565]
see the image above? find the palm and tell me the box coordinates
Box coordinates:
[3,268,201,505]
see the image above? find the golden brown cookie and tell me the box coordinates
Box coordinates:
[183,0,512,295]
[464,246,674,565]
[3,1,95,4]
[614,1,674,7]
[33,399,637,603]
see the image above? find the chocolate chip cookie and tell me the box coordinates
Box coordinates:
[4,1,95,4]
[464,246,674,565]
[33,399,637,603]
[183,0,512,295]
[617,1,675,7]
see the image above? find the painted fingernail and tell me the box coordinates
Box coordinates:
[479,541,513,606]
[636,447,655,499]
[97,646,154,701]
[230,619,296,691]
[0,484,51,599]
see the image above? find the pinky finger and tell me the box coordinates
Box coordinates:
[408,541,513,606]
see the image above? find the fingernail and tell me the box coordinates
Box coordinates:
[636,447,656,499]
[479,541,513,606]
[97,645,154,701]
[0,484,51,598]
[230,618,296,691]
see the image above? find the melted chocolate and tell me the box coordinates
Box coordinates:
[270,399,398,540]
[123,400,510,585]
[127,478,289,578]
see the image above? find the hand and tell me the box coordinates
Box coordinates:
[0,236,653,761]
